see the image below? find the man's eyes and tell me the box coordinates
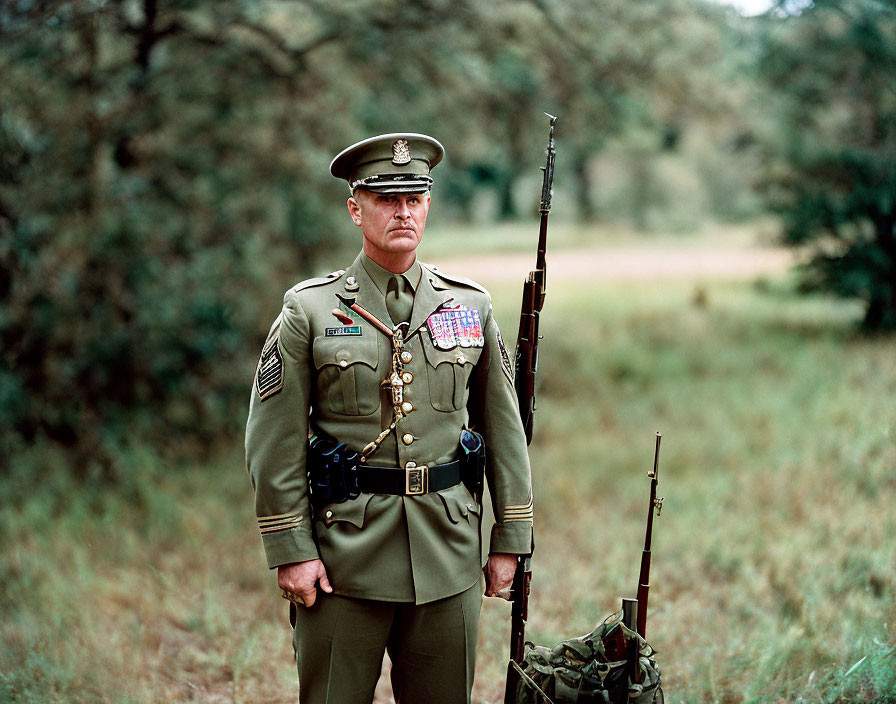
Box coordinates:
[378,196,419,205]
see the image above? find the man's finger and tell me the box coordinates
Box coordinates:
[301,586,317,608]
[318,568,333,594]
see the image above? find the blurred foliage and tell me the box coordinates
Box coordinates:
[0,0,891,478]
[758,0,896,330]
[0,0,760,476]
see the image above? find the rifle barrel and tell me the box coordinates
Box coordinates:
[636,432,662,638]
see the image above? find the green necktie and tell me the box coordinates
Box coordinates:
[386,274,414,325]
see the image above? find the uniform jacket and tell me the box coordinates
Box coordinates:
[245,251,533,604]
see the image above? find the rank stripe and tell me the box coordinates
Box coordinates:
[504,500,534,512]
[503,515,534,523]
[260,517,302,528]
[258,511,303,524]
[504,499,535,511]
[256,338,284,401]
[505,489,533,511]
[260,523,302,535]
[259,517,302,529]
[258,517,303,534]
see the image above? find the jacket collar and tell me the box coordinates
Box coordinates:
[359,252,422,297]
[342,252,452,334]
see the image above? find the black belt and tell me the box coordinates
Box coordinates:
[356,460,462,496]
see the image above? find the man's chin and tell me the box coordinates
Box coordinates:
[385,233,421,250]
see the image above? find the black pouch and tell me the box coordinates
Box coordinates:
[459,428,486,501]
[307,434,361,515]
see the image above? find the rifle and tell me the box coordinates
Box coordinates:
[636,432,663,639]
[514,112,556,444]
[504,113,557,704]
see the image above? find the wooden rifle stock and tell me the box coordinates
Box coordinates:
[636,432,663,639]
[503,555,532,703]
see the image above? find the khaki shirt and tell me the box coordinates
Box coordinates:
[246,251,533,604]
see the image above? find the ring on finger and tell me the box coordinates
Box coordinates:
[281,589,305,605]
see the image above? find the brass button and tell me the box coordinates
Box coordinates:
[345,276,359,292]
[339,360,348,368]
[402,433,414,445]
[346,276,356,285]
[325,510,333,519]
[401,401,414,414]
[400,351,413,364]
[456,354,466,364]
[405,461,417,469]
[401,372,414,384]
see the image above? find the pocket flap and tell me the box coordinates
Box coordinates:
[319,494,374,529]
[313,335,379,371]
[420,336,483,369]
[436,484,480,524]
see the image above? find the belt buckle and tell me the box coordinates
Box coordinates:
[405,462,428,495]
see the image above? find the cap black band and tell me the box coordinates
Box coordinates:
[351,173,434,191]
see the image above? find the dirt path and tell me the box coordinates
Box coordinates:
[431,242,795,284]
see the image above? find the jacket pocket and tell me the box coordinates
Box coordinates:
[312,335,381,415]
[420,337,483,412]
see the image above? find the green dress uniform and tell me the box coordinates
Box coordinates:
[245,134,533,704]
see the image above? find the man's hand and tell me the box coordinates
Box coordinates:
[483,552,518,599]
[278,559,333,608]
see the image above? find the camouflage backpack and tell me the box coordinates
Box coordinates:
[512,611,662,704]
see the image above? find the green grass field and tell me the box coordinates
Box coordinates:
[2,225,894,703]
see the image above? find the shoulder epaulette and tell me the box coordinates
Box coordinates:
[291,268,346,293]
[421,262,489,296]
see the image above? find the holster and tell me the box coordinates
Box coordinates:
[307,434,361,516]
[459,428,486,501]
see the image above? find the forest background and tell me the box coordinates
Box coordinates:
[1,1,894,702]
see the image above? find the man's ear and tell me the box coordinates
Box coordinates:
[347,195,363,226]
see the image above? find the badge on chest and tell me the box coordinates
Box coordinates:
[426,306,484,350]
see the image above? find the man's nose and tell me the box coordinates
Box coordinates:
[395,199,410,218]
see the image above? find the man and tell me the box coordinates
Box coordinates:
[245,133,533,703]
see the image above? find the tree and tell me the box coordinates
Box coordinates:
[758,0,896,331]
[0,0,348,478]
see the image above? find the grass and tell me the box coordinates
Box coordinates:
[2,225,895,703]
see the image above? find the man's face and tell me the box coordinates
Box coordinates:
[347,190,431,261]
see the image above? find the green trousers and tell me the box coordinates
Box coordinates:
[293,581,482,704]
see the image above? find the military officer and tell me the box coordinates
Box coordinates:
[245,133,534,703]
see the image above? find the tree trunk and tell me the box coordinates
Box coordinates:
[573,152,596,221]
[864,209,896,331]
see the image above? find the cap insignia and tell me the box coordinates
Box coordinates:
[392,139,411,165]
